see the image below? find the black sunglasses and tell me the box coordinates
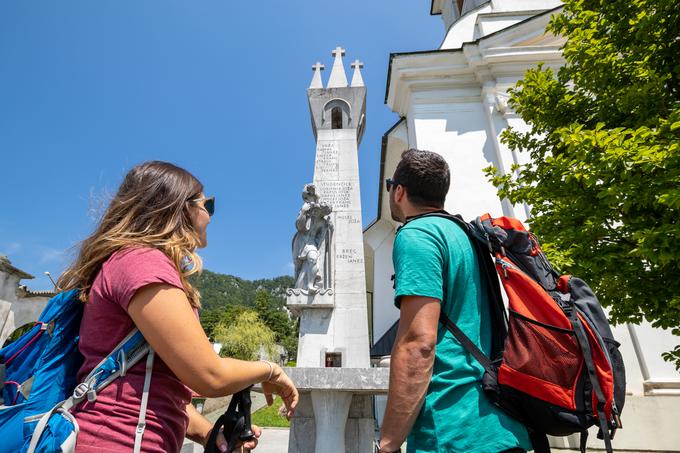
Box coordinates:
[385,178,404,192]
[190,196,215,216]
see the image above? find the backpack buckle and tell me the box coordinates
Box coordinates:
[72,382,90,400]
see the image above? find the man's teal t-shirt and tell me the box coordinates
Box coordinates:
[393,216,531,453]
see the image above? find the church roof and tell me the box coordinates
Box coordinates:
[0,255,34,279]
[370,320,399,358]
[17,285,58,299]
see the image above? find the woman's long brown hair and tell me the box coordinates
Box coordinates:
[58,161,204,308]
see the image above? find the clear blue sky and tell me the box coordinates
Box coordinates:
[0,1,442,290]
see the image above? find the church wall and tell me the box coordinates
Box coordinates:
[366,121,408,342]
[366,224,396,343]
[410,101,508,222]
[0,266,50,345]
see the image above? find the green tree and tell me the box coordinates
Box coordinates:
[254,290,299,360]
[213,310,277,361]
[488,0,680,367]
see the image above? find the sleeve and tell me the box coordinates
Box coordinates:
[105,247,185,311]
[392,226,444,308]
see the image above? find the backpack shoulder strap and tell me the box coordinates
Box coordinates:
[406,211,508,367]
[439,311,492,371]
[133,349,155,453]
[27,328,153,453]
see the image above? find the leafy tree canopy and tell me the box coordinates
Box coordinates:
[213,310,277,361]
[190,271,298,360]
[488,0,680,367]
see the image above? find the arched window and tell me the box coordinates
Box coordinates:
[323,99,351,129]
[331,107,343,129]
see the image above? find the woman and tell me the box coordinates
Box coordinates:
[57,161,298,452]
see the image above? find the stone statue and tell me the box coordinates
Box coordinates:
[292,184,333,294]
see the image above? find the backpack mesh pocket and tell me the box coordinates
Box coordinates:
[501,311,582,408]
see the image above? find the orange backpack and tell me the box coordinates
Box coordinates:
[411,212,625,453]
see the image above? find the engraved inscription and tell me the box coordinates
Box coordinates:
[336,214,360,224]
[318,180,353,209]
[315,143,339,173]
[336,247,364,264]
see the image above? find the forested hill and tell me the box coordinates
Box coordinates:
[190,270,295,311]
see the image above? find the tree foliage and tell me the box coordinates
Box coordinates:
[488,0,680,367]
[255,290,299,360]
[191,271,298,360]
[213,310,277,361]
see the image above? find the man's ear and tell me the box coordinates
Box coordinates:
[395,185,407,203]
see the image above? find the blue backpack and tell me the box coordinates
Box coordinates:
[0,289,155,453]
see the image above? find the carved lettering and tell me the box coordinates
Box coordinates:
[335,247,364,264]
[315,143,339,173]
[336,214,360,224]
[317,180,353,210]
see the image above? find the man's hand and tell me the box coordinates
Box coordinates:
[379,295,440,451]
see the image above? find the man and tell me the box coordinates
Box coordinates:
[376,150,531,453]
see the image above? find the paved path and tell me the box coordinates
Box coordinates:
[181,427,289,453]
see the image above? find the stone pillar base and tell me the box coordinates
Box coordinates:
[288,393,375,453]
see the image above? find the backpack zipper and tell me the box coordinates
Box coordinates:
[495,257,516,278]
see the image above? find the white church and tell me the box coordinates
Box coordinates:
[363,1,680,451]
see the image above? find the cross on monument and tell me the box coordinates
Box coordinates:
[312,62,325,72]
[332,46,346,57]
[350,59,365,87]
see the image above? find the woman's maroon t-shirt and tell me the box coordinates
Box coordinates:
[72,247,194,453]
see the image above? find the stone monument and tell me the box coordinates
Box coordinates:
[285,48,388,453]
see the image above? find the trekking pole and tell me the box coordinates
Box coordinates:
[238,390,255,453]
[203,388,255,453]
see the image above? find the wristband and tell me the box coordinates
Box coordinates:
[375,440,401,453]
[261,360,274,381]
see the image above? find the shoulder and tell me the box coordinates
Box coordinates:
[102,247,184,310]
[396,216,473,265]
[109,247,174,265]
[103,247,181,284]
[397,216,466,244]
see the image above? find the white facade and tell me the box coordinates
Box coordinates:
[0,256,53,346]
[364,1,680,450]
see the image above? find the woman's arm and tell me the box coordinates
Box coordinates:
[127,283,298,415]
[185,403,213,446]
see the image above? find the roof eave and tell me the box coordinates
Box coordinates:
[384,5,564,108]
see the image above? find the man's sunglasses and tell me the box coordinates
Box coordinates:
[385,178,404,192]
[190,196,215,216]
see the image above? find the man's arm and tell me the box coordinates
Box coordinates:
[379,295,440,452]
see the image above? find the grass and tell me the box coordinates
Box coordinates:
[251,396,290,428]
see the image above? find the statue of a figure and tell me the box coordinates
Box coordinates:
[292,184,333,294]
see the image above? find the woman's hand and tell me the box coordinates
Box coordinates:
[260,364,299,419]
[211,424,262,452]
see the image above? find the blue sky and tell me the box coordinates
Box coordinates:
[0,1,442,290]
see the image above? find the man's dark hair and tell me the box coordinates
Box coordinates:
[393,149,450,208]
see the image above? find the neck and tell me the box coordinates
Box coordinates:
[402,205,444,221]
